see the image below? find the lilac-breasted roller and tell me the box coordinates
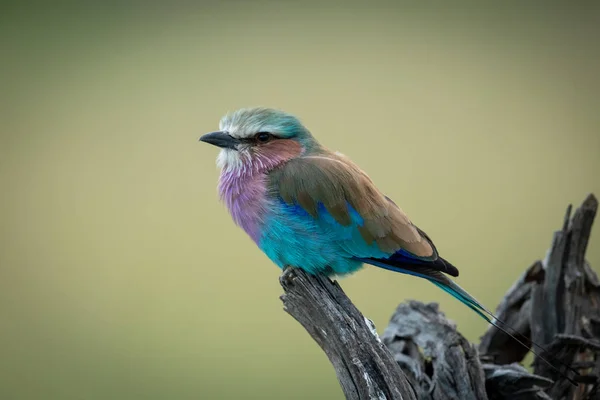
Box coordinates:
[198,107,573,380]
[200,107,484,314]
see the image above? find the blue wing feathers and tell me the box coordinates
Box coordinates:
[265,197,459,277]
[374,250,460,277]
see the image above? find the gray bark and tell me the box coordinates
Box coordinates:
[382,301,489,400]
[279,267,417,400]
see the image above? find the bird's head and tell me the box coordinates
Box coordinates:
[199,107,318,174]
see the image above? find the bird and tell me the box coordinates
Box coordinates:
[199,107,481,315]
[198,107,574,383]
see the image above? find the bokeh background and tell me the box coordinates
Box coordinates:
[1,1,599,399]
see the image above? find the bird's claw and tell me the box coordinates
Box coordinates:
[281,266,297,286]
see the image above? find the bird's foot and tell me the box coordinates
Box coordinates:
[281,266,298,287]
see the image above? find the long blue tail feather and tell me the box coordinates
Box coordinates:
[429,279,492,323]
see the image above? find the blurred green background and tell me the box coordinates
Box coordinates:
[1,2,599,399]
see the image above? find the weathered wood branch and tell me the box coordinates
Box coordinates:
[279,268,417,399]
[382,301,489,400]
[280,194,599,400]
[479,194,600,399]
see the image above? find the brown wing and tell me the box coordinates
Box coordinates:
[268,151,435,258]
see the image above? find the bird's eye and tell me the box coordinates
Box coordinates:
[255,132,272,142]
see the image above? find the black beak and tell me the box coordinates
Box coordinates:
[198,131,240,150]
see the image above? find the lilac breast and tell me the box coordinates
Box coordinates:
[218,170,268,244]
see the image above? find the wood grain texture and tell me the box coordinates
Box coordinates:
[382,301,488,400]
[279,267,417,400]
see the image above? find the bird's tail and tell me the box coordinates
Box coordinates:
[428,276,492,321]
[359,258,579,386]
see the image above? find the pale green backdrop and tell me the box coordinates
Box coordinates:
[1,2,599,399]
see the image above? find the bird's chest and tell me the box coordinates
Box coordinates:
[218,171,269,244]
